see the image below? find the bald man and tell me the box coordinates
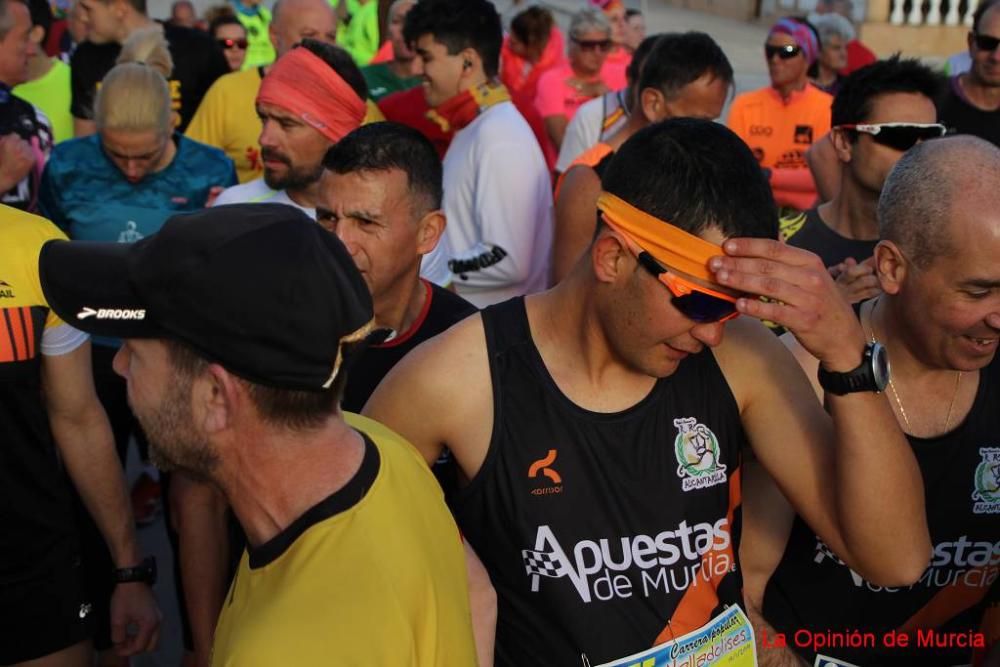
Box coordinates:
[743,136,1000,667]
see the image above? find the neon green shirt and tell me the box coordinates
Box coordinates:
[336,0,379,66]
[14,59,72,144]
[234,6,276,69]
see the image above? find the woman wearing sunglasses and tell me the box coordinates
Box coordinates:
[727,17,832,212]
[534,8,626,151]
[210,14,249,72]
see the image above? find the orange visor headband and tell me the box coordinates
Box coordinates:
[595,192,723,283]
[257,47,367,144]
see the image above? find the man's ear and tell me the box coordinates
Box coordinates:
[591,230,629,285]
[639,87,665,123]
[29,24,44,46]
[192,364,241,436]
[830,126,853,164]
[873,239,907,296]
[415,208,446,256]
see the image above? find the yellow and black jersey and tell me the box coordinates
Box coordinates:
[211,413,478,666]
[0,205,85,583]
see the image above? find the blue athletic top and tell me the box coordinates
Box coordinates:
[39,133,236,242]
[38,133,235,347]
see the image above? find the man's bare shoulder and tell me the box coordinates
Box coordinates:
[710,316,803,409]
[365,311,490,416]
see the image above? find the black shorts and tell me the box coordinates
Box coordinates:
[0,557,93,664]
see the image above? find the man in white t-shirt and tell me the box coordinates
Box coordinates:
[404,0,552,307]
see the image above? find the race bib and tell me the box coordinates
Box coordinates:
[592,605,757,667]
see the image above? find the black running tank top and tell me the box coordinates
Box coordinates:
[453,298,749,666]
[764,353,1000,666]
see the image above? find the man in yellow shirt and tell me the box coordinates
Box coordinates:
[38,203,480,665]
[186,0,382,183]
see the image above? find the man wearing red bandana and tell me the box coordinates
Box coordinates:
[405,0,553,308]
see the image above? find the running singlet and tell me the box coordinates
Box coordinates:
[781,207,877,269]
[0,207,86,584]
[936,75,1000,148]
[454,298,748,666]
[341,281,476,413]
[764,353,1000,666]
[211,413,477,666]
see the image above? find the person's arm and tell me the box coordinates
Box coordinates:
[543,115,569,151]
[805,133,840,203]
[42,340,161,655]
[711,240,930,586]
[364,314,492,472]
[552,164,601,284]
[464,538,496,667]
[169,474,230,667]
[449,142,552,292]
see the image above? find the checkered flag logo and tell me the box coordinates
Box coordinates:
[813,539,846,566]
[522,549,566,578]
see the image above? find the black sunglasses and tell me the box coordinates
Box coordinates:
[765,44,802,60]
[573,38,613,52]
[633,251,740,324]
[836,123,948,151]
[217,38,249,50]
[973,32,1000,52]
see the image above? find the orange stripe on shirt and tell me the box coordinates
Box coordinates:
[654,466,743,641]
[21,306,36,359]
[0,309,17,363]
[898,564,997,633]
[8,307,27,361]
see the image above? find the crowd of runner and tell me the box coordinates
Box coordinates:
[1,0,999,664]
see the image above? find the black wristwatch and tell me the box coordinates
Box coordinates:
[817,342,890,395]
[113,556,157,586]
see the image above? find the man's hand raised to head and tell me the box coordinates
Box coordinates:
[710,238,867,372]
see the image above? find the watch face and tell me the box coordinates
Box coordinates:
[871,342,890,392]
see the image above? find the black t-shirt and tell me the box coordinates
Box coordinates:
[341,280,476,413]
[781,207,877,268]
[937,75,1000,148]
[70,24,230,132]
[764,351,1000,666]
[0,86,53,212]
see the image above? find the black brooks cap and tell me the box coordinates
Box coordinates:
[39,203,374,391]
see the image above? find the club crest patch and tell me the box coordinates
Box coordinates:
[674,417,727,492]
[973,447,1000,514]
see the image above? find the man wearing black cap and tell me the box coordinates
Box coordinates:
[38,203,478,664]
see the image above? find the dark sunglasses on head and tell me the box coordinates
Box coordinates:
[573,38,613,52]
[765,43,802,60]
[973,32,1000,52]
[217,38,248,50]
[835,122,948,151]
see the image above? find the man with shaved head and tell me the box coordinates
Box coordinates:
[743,135,1000,666]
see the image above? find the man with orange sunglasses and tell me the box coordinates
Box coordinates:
[365,118,931,666]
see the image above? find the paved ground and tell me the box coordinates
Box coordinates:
[127,2,771,665]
